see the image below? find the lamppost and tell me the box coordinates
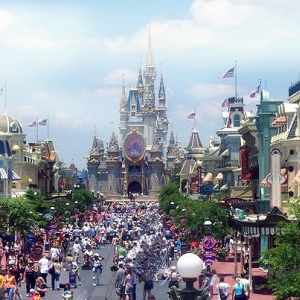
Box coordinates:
[177,253,204,300]
[202,219,215,271]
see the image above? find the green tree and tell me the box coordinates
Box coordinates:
[0,198,9,233]
[25,190,52,228]
[73,188,94,209]
[8,198,37,237]
[262,200,300,299]
[159,183,231,243]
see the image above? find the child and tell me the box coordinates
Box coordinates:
[29,289,41,300]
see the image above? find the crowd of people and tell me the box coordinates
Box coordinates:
[0,198,253,300]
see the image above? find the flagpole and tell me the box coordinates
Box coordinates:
[234,60,237,99]
[4,81,7,111]
[36,118,39,142]
[194,108,196,128]
[47,116,49,139]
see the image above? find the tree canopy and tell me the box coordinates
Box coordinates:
[262,199,300,300]
[159,183,231,243]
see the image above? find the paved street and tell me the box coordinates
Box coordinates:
[12,243,173,300]
[10,243,275,300]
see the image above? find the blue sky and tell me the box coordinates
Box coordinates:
[1,0,300,170]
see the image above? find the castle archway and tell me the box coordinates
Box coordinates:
[128,181,142,194]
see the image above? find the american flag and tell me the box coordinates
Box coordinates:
[250,84,261,98]
[220,67,235,78]
[222,98,229,107]
[37,118,48,126]
[187,112,196,119]
[28,121,37,127]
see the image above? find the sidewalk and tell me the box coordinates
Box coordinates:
[212,255,274,300]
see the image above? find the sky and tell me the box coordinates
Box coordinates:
[1,0,300,170]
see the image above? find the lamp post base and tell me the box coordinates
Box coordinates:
[180,278,200,300]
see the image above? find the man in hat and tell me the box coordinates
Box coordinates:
[92,253,104,287]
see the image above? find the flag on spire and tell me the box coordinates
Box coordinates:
[250,84,261,98]
[187,112,196,119]
[220,67,235,78]
[37,118,48,126]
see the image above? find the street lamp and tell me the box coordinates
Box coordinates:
[177,253,204,300]
[203,219,213,236]
[202,219,215,271]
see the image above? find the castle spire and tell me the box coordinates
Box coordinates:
[146,25,154,67]
[158,71,166,102]
[120,76,126,111]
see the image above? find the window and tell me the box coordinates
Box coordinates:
[233,114,241,127]
[0,141,5,155]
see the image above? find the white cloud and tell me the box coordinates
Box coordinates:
[0,10,14,32]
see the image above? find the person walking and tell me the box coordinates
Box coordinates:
[3,269,17,300]
[140,271,154,300]
[240,273,250,300]
[232,277,246,300]
[49,258,62,290]
[91,253,104,287]
[124,268,134,300]
[216,276,230,300]
[115,262,126,300]
[38,255,49,283]
[24,259,38,297]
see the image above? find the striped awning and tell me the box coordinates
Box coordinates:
[8,169,21,181]
[0,168,8,180]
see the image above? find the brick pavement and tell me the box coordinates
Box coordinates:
[212,254,274,300]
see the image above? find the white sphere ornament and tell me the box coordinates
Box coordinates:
[177,253,203,278]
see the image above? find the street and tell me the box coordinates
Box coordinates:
[13,243,173,300]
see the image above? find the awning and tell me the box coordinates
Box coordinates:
[270,115,286,127]
[8,169,21,181]
[0,168,8,180]
[202,172,213,183]
[215,172,223,180]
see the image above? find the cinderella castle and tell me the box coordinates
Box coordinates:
[86,36,183,198]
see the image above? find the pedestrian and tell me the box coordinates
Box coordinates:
[3,269,17,300]
[49,257,62,290]
[232,277,246,300]
[115,262,126,300]
[127,263,138,300]
[38,255,49,283]
[24,259,38,297]
[210,269,219,297]
[92,253,104,286]
[69,261,81,288]
[140,271,154,300]
[36,276,47,298]
[216,276,230,300]
[243,245,249,274]
[240,273,250,300]
[124,268,134,300]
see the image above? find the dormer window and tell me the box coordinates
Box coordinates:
[233,114,241,127]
